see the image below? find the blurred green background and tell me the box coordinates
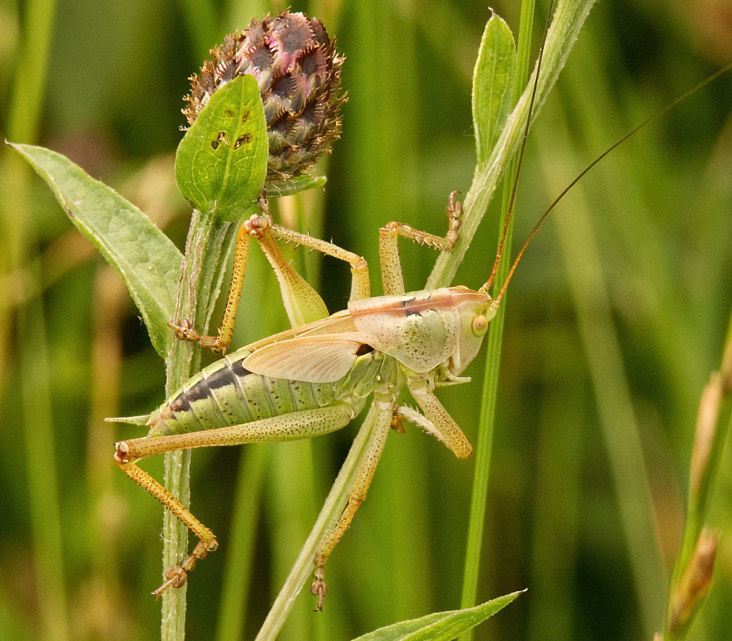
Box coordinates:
[1,0,731,639]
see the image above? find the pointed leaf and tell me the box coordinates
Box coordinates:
[265,174,327,198]
[351,591,523,641]
[175,74,268,221]
[9,142,182,358]
[472,12,517,165]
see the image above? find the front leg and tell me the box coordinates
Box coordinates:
[379,191,462,295]
[172,195,373,350]
[170,194,332,351]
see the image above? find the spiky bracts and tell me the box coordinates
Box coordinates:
[184,12,345,188]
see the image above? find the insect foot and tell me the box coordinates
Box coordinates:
[243,212,272,237]
[167,318,228,351]
[152,539,220,598]
[390,407,406,433]
[167,318,198,342]
[310,566,328,612]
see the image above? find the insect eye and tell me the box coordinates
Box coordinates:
[471,315,488,336]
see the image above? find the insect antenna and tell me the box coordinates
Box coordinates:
[489,57,732,311]
[482,0,555,296]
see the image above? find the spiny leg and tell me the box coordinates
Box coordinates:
[407,378,472,458]
[379,191,462,296]
[169,220,253,350]
[170,193,331,351]
[311,394,394,611]
[269,222,371,301]
[115,403,356,595]
[117,460,219,597]
[171,194,372,350]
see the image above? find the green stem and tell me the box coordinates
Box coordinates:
[254,401,382,641]
[664,309,732,639]
[427,0,597,292]
[161,210,238,641]
[216,445,270,641]
[458,1,535,634]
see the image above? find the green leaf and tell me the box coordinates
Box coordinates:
[175,74,268,221]
[350,591,523,641]
[472,12,517,165]
[265,174,327,198]
[9,142,182,358]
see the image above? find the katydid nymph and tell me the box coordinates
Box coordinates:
[110,17,732,617]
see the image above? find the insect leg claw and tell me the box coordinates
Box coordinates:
[310,567,328,612]
[168,318,200,341]
[243,212,271,236]
[152,538,219,598]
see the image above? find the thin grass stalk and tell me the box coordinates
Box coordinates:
[20,288,69,641]
[85,267,127,637]
[2,2,66,641]
[536,115,665,637]
[269,440,318,640]
[458,1,536,633]
[527,379,583,640]
[426,0,597,292]
[215,445,270,641]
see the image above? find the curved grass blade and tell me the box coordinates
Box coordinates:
[175,74,268,221]
[351,591,523,641]
[8,142,183,357]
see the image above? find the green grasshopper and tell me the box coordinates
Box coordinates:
[115,190,506,606]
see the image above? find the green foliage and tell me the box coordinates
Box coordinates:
[1,1,732,641]
[175,74,269,221]
[265,174,328,198]
[471,12,517,166]
[8,143,183,357]
[351,592,522,640]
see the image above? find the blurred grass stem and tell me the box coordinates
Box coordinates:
[664,308,732,639]
[444,2,597,635]
[1,2,69,641]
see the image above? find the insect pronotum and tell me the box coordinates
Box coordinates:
[110,7,732,614]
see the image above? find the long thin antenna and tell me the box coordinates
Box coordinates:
[482,0,555,294]
[491,58,732,309]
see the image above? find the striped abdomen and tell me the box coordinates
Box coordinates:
[147,345,390,437]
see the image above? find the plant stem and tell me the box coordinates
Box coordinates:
[458,2,535,634]
[161,210,238,641]
[663,309,732,639]
[427,0,597,292]
[254,401,382,641]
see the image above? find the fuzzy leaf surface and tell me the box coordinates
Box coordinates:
[350,591,523,641]
[10,142,182,357]
[175,74,268,221]
[472,12,517,165]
